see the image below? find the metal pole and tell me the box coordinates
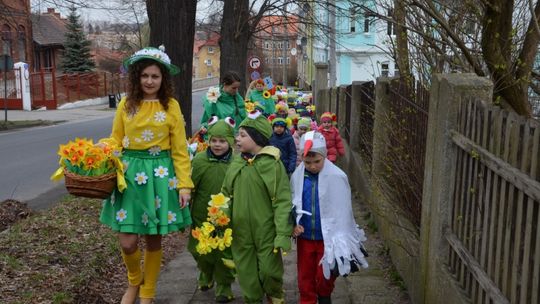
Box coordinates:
[271,24,275,80]
[282,4,288,87]
[4,68,7,122]
[4,67,7,122]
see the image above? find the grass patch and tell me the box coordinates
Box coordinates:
[0,119,56,131]
[0,197,187,303]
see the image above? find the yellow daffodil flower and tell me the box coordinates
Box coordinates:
[209,193,230,208]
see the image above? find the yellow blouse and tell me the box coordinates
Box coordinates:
[100,97,194,189]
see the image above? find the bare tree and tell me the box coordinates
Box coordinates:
[361,0,538,117]
[146,0,197,134]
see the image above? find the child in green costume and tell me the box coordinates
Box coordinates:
[188,116,237,303]
[222,110,294,304]
[246,78,275,116]
[200,71,247,133]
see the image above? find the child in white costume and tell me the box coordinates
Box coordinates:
[290,131,368,304]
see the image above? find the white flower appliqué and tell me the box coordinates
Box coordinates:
[148,146,161,156]
[155,195,161,209]
[141,129,154,142]
[141,213,149,226]
[116,209,128,222]
[122,136,130,148]
[206,87,221,103]
[122,160,129,173]
[168,176,178,190]
[154,111,166,123]
[135,172,149,185]
[154,166,169,178]
[167,211,177,224]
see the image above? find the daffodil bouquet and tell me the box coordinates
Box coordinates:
[52,137,123,177]
[50,138,126,198]
[191,193,233,255]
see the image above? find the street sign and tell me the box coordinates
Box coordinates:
[248,56,261,70]
[250,70,261,81]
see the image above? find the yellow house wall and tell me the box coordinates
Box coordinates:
[195,45,220,79]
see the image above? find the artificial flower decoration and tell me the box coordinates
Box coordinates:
[263,90,271,98]
[50,137,126,192]
[123,46,180,75]
[245,101,256,113]
[206,87,221,103]
[192,192,233,255]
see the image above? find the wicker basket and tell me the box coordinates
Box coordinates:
[64,169,117,199]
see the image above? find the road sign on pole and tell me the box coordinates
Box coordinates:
[250,70,261,81]
[248,56,261,70]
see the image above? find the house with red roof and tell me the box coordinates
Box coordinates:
[251,15,299,85]
[193,31,220,79]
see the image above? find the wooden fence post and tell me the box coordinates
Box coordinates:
[372,77,394,180]
[349,81,363,151]
[420,74,493,303]
[337,85,347,138]
[314,63,328,118]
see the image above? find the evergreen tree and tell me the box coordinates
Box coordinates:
[61,6,95,72]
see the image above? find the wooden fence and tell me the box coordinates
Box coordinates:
[386,80,429,227]
[446,97,540,303]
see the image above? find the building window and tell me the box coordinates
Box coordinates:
[350,7,356,32]
[381,63,389,77]
[387,9,396,36]
[43,48,53,69]
[278,57,283,65]
[207,72,212,77]
[364,13,373,33]
[205,59,212,66]
[285,41,290,49]
[277,42,283,49]
[17,25,26,62]
[265,41,270,49]
[2,24,12,55]
[207,47,214,54]
[286,57,290,64]
[265,57,269,64]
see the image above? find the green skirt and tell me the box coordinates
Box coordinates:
[100,149,192,235]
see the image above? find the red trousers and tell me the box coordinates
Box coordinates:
[297,238,337,304]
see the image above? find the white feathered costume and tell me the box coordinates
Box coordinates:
[291,131,368,279]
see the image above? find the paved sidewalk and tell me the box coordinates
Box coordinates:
[4,103,115,123]
[156,195,411,303]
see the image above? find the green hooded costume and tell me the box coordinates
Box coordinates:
[188,119,237,301]
[201,86,247,132]
[248,90,275,116]
[221,113,293,303]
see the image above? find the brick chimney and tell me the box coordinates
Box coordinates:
[46,8,62,19]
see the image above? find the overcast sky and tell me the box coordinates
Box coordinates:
[31,0,219,23]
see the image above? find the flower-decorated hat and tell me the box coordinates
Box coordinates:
[271,117,287,127]
[300,131,327,157]
[275,101,289,113]
[321,111,336,123]
[207,116,236,147]
[297,117,312,130]
[239,111,273,140]
[123,45,180,75]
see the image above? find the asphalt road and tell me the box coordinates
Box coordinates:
[0,90,206,209]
